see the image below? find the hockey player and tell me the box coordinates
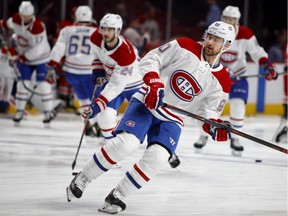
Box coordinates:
[0,35,18,106]
[193,5,278,156]
[46,5,98,135]
[66,21,235,214]
[0,1,53,126]
[87,13,143,142]
[272,44,288,143]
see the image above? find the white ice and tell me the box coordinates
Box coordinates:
[0,112,287,216]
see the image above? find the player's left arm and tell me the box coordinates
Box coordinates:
[246,35,278,80]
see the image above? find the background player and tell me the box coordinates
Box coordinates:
[193,5,278,156]
[0,1,53,126]
[87,13,143,142]
[46,5,98,135]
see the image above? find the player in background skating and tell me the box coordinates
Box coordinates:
[66,21,235,214]
[0,1,53,127]
[193,5,278,156]
[46,5,98,135]
[0,34,64,120]
[272,44,288,143]
[0,35,18,107]
[86,13,143,143]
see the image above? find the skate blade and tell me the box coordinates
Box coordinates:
[14,122,21,127]
[98,202,123,214]
[194,148,203,154]
[66,186,75,202]
[231,150,242,157]
[43,123,51,129]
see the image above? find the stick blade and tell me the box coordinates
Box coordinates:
[72,161,76,170]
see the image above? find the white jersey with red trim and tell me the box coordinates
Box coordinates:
[90,30,143,102]
[134,37,231,126]
[0,47,17,79]
[3,13,50,65]
[50,24,98,74]
[220,26,268,77]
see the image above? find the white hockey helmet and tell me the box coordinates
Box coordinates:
[222,6,241,19]
[100,13,123,33]
[19,1,34,16]
[75,6,93,23]
[205,21,235,52]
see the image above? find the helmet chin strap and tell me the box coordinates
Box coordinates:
[210,42,231,69]
[210,51,222,69]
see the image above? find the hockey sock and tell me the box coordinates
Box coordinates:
[117,144,170,197]
[82,132,140,181]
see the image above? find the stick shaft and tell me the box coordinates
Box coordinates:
[72,120,89,170]
[239,71,286,79]
[71,84,99,170]
[163,104,288,154]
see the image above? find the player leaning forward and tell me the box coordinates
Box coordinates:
[0,1,53,125]
[66,21,236,214]
[194,6,278,155]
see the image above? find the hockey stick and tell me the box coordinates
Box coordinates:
[163,103,288,154]
[71,83,99,170]
[138,37,147,57]
[238,71,286,79]
[12,63,48,96]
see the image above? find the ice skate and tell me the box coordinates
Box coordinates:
[230,138,244,157]
[51,101,64,118]
[275,126,287,143]
[272,118,287,143]
[193,136,208,153]
[98,188,126,214]
[85,122,102,137]
[168,153,180,168]
[43,111,55,128]
[13,111,24,126]
[66,172,90,202]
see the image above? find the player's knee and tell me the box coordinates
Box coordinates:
[97,107,117,129]
[138,144,170,176]
[230,98,245,118]
[36,81,52,94]
[104,132,140,161]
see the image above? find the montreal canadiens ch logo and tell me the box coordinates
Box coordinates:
[170,70,202,102]
[220,51,238,63]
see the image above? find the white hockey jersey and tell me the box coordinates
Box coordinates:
[134,38,231,126]
[1,13,50,65]
[0,47,17,79]
[220,26,268,77]
[90,30,143,102]
[50,23,98,74]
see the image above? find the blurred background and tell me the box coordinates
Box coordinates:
[0,0,287,115]
[1,0,287,53]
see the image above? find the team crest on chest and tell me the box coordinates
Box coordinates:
[220,51,238,63]
[170,70,202,102]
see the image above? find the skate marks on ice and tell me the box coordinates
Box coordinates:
[0,113,287,216]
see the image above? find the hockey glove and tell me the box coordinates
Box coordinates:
[46,60,61,84]
[225,67,238,83]
[81,96,108,119]
[92,69,107,86]
[259,58,278,81]
[17,54,28,64]
[202,118,232,141]
[143,71,164,109]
